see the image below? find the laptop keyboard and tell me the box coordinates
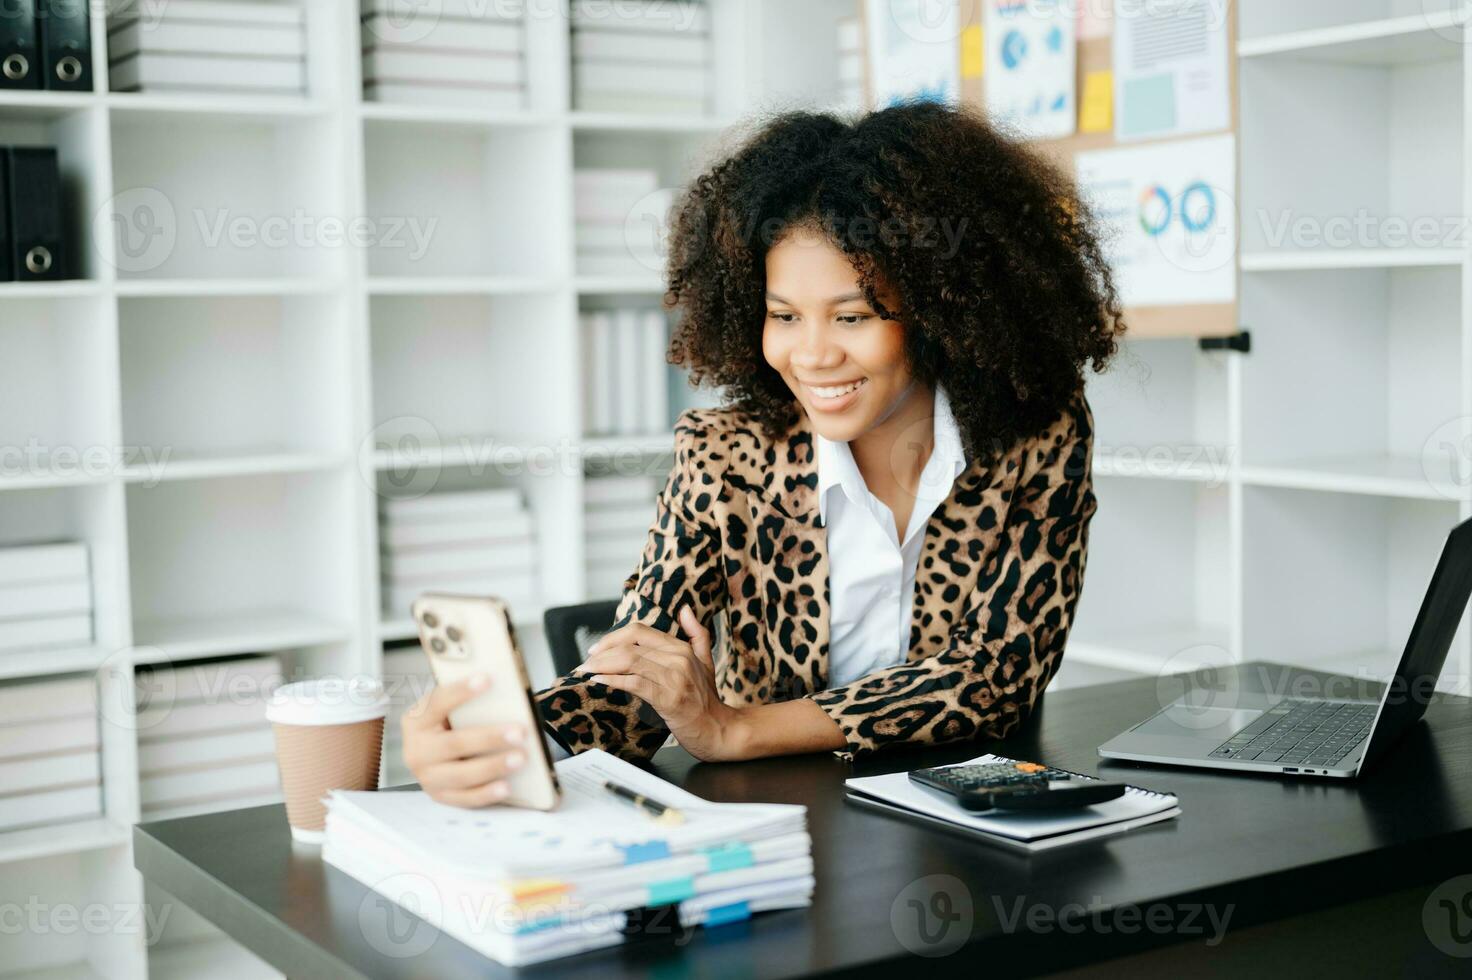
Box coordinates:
[1209,699,1376,768]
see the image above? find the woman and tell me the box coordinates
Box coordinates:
[403,102,1122,805]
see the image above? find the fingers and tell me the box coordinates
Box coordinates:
[419,749,528,798]
[579,644,686,688]
[402,674,491,732]
[679,604,713,671]
[434,782,512,809]
[590,671,665,706]
[440,721,526,762]
[588,622,686,657]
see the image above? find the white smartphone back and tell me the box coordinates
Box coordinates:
[411,593,560,811]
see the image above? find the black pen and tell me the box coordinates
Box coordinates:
[601,779,686,826]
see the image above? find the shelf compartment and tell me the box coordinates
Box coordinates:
[1242,486,1469,689]
[0,849,140,976]
[108,113,347,280]
[1240,51,1463,258]
[1240,266,1462,477]
[0,485,124,655]
[125,472,358,650]
[369,293,578,448]
[1084,337,1232,474]
[118,294,351,465]
[363,123,566,279]
[0,102,107,282]
[1069,477,1233,666]
[0,297,117,489]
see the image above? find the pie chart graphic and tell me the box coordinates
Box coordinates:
[1138,185,1172,237]
[1001,30,1027,70]
[1179,182,1217,233]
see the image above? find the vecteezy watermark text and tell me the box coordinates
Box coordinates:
[995,895,1234,945]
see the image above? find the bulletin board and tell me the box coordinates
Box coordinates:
[861,1,1242,340]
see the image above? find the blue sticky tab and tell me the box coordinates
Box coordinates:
[703,842,754,872]
[648,876,696,905]
[705,901,751,927]
[619,840,671,865]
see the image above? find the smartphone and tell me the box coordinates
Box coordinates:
[411,593,560,811]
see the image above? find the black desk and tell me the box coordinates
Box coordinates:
[134,662,1472,977]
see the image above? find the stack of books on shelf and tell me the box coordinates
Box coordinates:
[107,0,307,96]
[325,748,813,966]
[361,0,526,108]
[583,308,669,435]
[380,489,539,620]
[836,16,864,111]
[0,542,92,660]
[585,475,660,597]
[570,0,712,116]
[575,168,672,278]
[135,655,284,821]
[381,642,432,787]
[0,676,101,833]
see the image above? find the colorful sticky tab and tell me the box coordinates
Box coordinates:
[706,901,752,927]
[648,876,697,905]
[619,840,671,865]
[961,24,984,79]
[703,842,754,873]
[1079,69,1113,134]
[508,879,570,902]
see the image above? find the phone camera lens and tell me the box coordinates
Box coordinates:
[446,625,462,643]
[430,636,447,653]
[422,611,439,628]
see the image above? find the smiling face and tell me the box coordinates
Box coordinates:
[761,227,917,444]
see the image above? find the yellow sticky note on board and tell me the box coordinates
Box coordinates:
[961,24,983,78]
[1079,69,1113,133]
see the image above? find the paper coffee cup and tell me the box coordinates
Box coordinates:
[267,677,388,844]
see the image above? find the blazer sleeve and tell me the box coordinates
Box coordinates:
[809,393,1097,759]
[534,413,728,761]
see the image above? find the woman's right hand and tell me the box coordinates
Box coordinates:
[400,674,528,808]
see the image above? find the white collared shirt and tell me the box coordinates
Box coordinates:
[817,384,968,687]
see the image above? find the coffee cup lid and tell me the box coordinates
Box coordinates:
[266,677,388,726]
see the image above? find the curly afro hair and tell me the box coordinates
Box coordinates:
[663,100,1124,462]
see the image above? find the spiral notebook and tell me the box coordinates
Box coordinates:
[845,754,1180,853]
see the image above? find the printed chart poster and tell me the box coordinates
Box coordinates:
[864,0,961,107]
[1075,134,1236,307]
[984,0,1076,139]
[1113,0,1230,141]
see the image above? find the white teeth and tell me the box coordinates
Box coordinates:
[809,378,867,399]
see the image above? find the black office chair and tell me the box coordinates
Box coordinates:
[542,600,621,677]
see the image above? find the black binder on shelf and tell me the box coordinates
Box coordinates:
[0,0,40,89]
[6,146,67,281]
[0,149,11,282]
[40,0,91,91]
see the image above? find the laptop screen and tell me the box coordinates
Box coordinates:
[1357,517,1472,774]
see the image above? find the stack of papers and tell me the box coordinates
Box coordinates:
[378,489,538,619]
[846,754,1180,853]
[324,749,813,965]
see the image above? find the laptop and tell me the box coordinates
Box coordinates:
[1099,516,1472,779]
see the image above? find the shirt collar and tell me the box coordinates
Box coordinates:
[815,383,967,526]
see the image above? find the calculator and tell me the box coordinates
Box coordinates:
[908,760,1127,812]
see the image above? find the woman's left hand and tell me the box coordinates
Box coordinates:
[576,605,746,761]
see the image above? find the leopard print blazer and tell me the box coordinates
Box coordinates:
[536,390,1097,761]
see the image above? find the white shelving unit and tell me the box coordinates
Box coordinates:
[1071,0,1472,694]
[0,2,854,977]
[2,2,1468,976]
